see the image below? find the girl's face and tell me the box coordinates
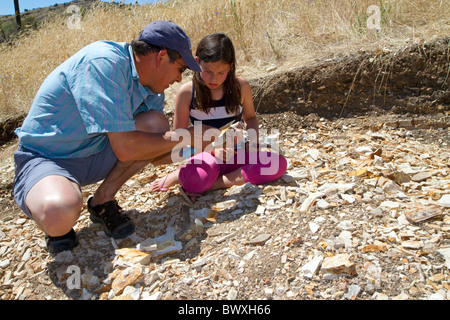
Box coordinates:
[198,59,231,90]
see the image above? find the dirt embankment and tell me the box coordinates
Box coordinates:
[0,114,25,145]
[250,38,450,119]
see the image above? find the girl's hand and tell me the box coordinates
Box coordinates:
[245,141,260,153]
[211,147,236,162]
[211,126,244,149]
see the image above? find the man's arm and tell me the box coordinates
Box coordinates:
[107,130,179,162]
[107,125,220,163]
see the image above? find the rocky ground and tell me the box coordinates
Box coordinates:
[0,110,449,301]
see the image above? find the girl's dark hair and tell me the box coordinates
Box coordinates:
[192,33,241,115]
[131,39,181,62]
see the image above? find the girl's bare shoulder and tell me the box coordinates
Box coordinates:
[175,81,194,103]
[237,76,252,96]
[237,75,250,87]
[177,80,193,95]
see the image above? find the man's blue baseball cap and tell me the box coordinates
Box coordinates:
[137,20,201,72]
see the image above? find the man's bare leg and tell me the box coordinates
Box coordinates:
[88,159,150,206]
[26,175,83,237]
[89,110,171,206]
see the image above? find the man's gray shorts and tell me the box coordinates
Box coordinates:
[13,142,117,219]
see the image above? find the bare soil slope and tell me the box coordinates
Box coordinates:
[251,38,449,118]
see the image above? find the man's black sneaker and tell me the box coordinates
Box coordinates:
[87,197,135,239]
[45,229,78,255]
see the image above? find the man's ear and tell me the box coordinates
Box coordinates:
[156,49,168,67]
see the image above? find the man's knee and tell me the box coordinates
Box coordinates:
[135,110,170,133]
[26,177,83,237]
[32,195,82,237]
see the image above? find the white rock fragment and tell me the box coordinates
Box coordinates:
[301,255,323,279]
[255,205,266,215]
[338,231,353,248]
[227,288,238,300]
[15,218,27,225]
[344,284,361,300]
[355,146,373,154]
[299,192,324,213]
[309,222,320,234]
[401,240,423,250]
[142,291,162,300]
[247,234,271,246]
[437,194,450,207]
[317,183,355,195]
[316,199,330,209]
[264,288,274,297]
[340,194,355,203]
[0,259,11,269]
[437,248,450,269]
[428,293,445,300]
[307,148,320,161]
[337,220,356,231]
[379,200,402,211]
[137,232,182,257]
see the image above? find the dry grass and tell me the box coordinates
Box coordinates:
[0,0,448,118]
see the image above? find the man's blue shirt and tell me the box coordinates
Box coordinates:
[15,41,164,158]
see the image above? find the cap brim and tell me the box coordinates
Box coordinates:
[181,53,202,73]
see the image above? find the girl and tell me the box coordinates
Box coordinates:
[151,33,287,204]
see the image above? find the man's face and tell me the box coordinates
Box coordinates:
[157,56,187,93]
[136,50,187,94]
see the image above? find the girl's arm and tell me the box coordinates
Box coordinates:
[173,81,193,130]
[173,81,221,159]
[239,78,258,135]
[239,78,259,149]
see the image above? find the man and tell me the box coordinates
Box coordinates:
[13,21,204,254]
